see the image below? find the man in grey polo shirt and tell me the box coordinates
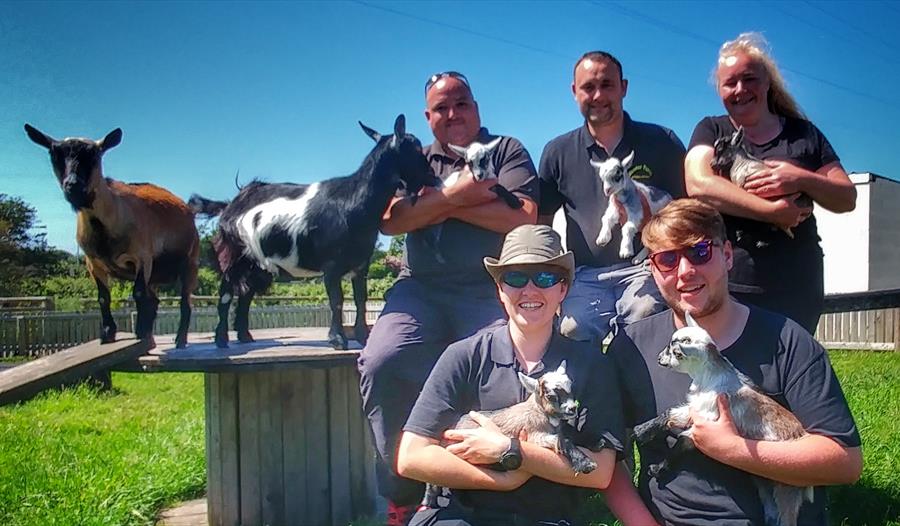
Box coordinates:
[539,50,686,344]
[358,71,539,524]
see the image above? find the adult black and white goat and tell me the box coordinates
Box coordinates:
[189,115,438,350]
[421,360,595,508]
[633,312,813,526]
[711,126,811,240]
[592,152,672,263]
[24,124,199,348]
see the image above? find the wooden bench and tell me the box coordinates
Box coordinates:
[138,328,375,526]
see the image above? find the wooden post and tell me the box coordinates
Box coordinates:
[894,308,900,352]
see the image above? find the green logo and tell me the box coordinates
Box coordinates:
[630,163,653,181]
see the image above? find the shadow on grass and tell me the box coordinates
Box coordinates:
[830,481,900,526]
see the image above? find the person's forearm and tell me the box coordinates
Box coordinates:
[603,462,660,526]
[685,154,776,222]
[397,442,523,491]
[449,199,537,234]
[519,441,616,489]
[799,163,856,213]
[711,435,862,487]
[381,193,457,235]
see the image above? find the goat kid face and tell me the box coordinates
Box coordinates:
[25,124,122,211]
[590,151,635,197]
[518,360,579,420]
[658,317,719,376]
[710,126,745,176]
[447,137,502,181]
[360,114,439,197]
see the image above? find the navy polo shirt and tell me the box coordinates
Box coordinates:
[539,113,686,268]
[404,321,626,519]
[400,128,538,288]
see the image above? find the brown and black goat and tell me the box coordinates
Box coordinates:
[25,124,199,348]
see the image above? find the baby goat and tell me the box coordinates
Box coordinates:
[422,360,595,508]
[425,138,522,263]
[592,152,672,263]
[190,115,437,350]
[25,124,199,348]
[633,312,812,526]
[711,126,812,240]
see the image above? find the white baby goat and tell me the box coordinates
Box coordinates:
[592,152,672,263]
[633,312,813,526]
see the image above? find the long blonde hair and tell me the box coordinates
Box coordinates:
[717,32,806,121]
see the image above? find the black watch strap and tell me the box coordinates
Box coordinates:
[499,437,522,471]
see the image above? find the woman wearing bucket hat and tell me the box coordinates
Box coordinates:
[396,225,629,526]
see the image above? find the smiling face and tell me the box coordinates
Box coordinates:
[496,264,568,334]
[572,57,628,128]
[425,76,481,149]
[716,52,771,125]
[649,240,733,319]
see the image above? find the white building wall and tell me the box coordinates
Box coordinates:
[816,173,871,294]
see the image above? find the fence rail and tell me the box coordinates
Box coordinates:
[0,302,384,358]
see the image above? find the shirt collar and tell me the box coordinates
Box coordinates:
[579,111,634,158]
[489,320,566,375]
[426,127,492,162]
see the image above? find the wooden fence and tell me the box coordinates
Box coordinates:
[0,302,384,358]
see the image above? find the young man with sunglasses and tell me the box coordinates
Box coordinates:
[398,224,627,526]
[604,198,862,525]
[358,71,540,524]
[538,50,686,345]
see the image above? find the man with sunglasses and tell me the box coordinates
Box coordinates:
[358,71,539,524]
[538,50,686,345]
[604,199,861,525]
[398,224,626,526]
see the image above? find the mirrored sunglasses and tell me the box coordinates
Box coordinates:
[500,270,565,289]
[649,240,717,272]
[424,71,470,95]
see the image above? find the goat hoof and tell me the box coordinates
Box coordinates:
[175,339,188,349]
[328,335,348,350]
[238,332,254,343]
[100,334,116,344]
[140,335,156,350]
[576,459,597,474]
[353,327,369,346]
[215,337,229,349]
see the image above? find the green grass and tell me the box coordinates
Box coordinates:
[0,351,898,526]
[0,373,206,526]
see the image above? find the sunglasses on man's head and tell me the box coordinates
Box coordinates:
[425,71,470,95]
[500,270,565,289]
[648,240,717,272]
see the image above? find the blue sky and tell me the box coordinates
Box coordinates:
[2,0,899,254]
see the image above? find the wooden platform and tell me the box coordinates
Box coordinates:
[0,333,150,406]
[135,327,362,372]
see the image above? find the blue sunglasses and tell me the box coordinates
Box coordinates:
[501,270,565,289]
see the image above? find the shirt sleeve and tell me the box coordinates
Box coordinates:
[569,347,627,454]
[494,136,539,202]
[403,341,476,440]
[687,116,719,150]
[661,128,688,199]
[811,122,841,168]
[537,140,564,216]
[607,333,658,428]
[779,325,861,448]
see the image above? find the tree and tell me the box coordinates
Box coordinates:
[0,194,66,296]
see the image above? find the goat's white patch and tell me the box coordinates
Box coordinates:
[236,183,324,277]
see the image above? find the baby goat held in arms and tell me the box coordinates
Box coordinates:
[24,124,199,348]
[592,151,672,263]
[421,360,596,508]
[633,312,812,526]
[190,115,438,350]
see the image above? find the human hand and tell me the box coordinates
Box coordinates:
[744,160,804,198]
[688,394,742,459]
[768,193,813,229]
[443,411,511,464]
[441,166,499,207]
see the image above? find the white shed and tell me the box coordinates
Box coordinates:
[816,173,900,294]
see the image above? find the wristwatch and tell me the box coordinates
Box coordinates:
[498,437,523,471]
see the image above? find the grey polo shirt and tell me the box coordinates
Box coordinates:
[399,128,538,288]
[404,321,626,519]
[539,113,686,268]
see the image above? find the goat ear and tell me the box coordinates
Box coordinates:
[392,114,406,148]
[685,311,699,328]
[589,159,603,171]
[100,128,123,152]
[556,360,567,375]
[518,372,538,394]
[359,121,381,143]
[622,151,635,169]
[447,143,467,157]
[732,126,744,146]
[484,137,502,151]
[24,124,54,149]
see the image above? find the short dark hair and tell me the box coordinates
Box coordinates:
[574,51,624,81]
[642,198,727,251]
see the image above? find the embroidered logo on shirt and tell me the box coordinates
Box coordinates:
[629,163,653,181]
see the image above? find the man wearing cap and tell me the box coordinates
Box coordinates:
[539,50,686,344]
[358,71,539,523]
[397,224,626,526]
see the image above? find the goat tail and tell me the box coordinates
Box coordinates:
[188,194,229,218]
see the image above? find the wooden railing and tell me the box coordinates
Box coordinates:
[816,289,900,351]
